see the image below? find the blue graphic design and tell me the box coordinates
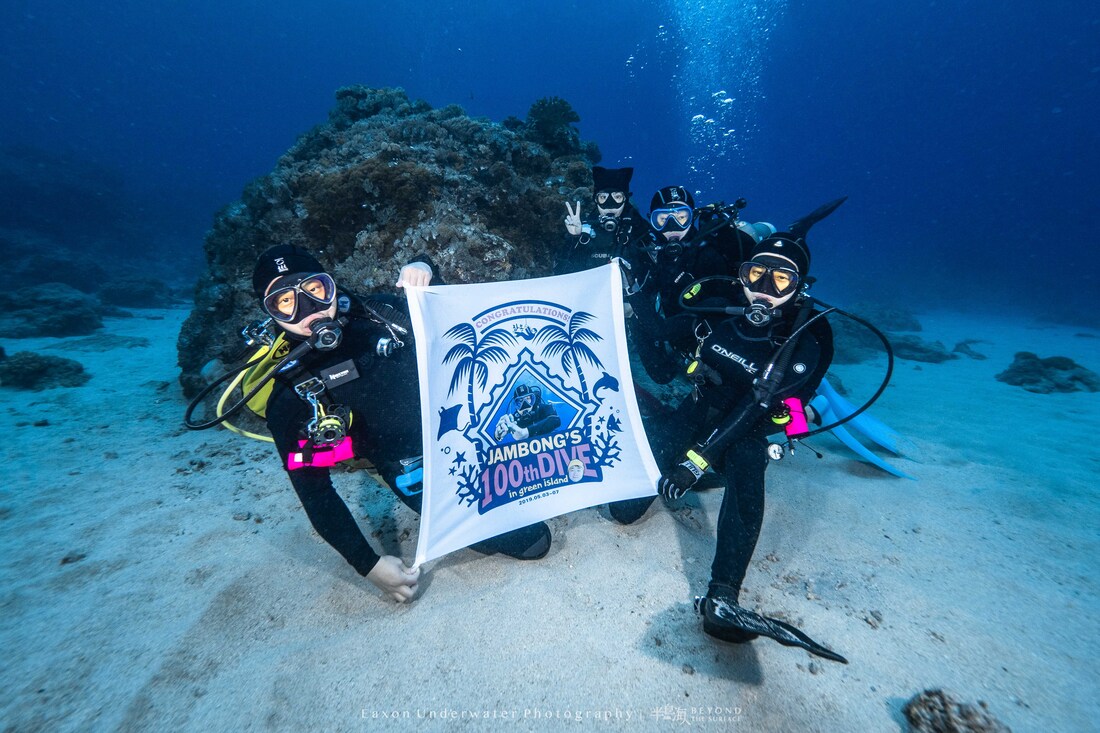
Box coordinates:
[439,299,625,513]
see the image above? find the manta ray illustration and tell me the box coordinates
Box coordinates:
[436,404,466,440]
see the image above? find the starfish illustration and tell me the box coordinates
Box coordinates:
[452,451,467,467]
[448,466,457,476]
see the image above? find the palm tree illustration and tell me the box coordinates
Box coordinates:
[443,323,516,429]
[534,312,603,434]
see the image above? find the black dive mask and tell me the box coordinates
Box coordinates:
[263,272,337,324]
[595,190,626,209]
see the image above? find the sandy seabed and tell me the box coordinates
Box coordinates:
[1,306,1097,732]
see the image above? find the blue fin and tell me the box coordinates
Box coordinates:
[811,393,915,480]
[395,467,423,495]
[815,378,907,455]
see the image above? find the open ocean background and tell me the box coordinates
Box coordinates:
[3,0,1096,321]
[3,4,1100,730]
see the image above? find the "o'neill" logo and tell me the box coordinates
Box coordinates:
[710,344,758,374]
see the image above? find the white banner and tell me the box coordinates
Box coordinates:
[405,261,660,566]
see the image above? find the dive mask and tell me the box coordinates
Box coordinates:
[738,260,800,298]
[649,204,693,232]
[263,272,337,323]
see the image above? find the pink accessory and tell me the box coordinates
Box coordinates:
[782,397,809,437]
[287,436,354,470]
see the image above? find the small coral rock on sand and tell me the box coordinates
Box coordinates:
[903,689,1010,733]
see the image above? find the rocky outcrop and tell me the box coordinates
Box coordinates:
[177,87,599,396]
[0,351,91,390]
[996,351,1100,393]
[0,284,105,338]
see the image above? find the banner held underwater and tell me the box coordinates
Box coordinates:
[405,261,660,566]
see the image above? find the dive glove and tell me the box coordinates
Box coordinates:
[657,450,709,500]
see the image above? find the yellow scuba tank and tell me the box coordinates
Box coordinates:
[213,333,293,442]
[241,333,292,418]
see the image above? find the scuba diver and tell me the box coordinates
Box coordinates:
[612,198,870,664]
[493,384,561,442]
[185,245,552,603]
[559,165,645,273]
[558,166,647,275]
[628,185,780,384]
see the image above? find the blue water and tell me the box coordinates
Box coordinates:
[3,0,1097,320]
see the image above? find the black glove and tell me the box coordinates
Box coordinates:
[657,460,703,500]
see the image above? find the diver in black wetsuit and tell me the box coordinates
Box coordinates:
[250,245,552,602]
[612,215,851,663]
[493,384,561,442]
[557,166,647,276]
[629,185,776,384]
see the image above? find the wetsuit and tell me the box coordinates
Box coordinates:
[624,228,726,385]
[265,295,549,576]
[264,297,427,576]
[554,202,648,276]
[624,207,766,385]
[513,401,561,437]
[616,293,833,601]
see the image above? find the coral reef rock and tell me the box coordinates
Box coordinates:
[0,283,105,338]
[0,351,91,390]
[0,231,108,294]
[891,335,957,364]
[903,689,1010,733]
[830,315,885,364]
[831,302,927,364]
[952,339,988,360]
[97,274,175,308]
[996,351,1100,393]
[177,87,599,396]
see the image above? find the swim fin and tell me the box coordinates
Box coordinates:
[811,393,915,480]
[696,595,848,664]
[810,379,916,479]
[815,378,905,455]
[787,196,848,240]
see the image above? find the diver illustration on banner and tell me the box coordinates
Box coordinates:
[406,262,660,565]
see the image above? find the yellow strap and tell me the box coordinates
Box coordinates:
[686,449,709,472]
[214,346,275,443]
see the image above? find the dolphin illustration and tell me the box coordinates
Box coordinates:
[592,371,620,402]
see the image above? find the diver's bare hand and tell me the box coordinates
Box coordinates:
[367,555,420,602]
[396,262,433,288]
[564,201,583,236]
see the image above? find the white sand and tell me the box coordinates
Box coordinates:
[2,307,1097,731]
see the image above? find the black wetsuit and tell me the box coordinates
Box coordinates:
[554,202,648,275]
[266,295,550,576]
[624,208,765,387]
[264,298,426,576]
[624,228,721,385]
[513,401,561,437]
[615,294,833,601]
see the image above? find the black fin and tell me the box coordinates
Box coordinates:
[707,596,849,664]
[788,196,848,240]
